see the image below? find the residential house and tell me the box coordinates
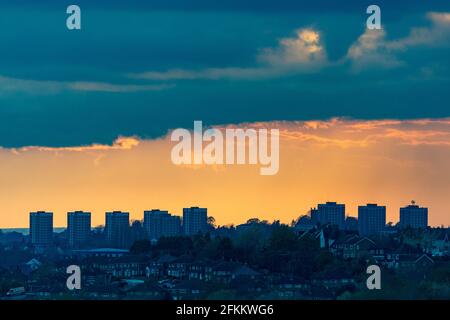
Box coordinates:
[146,254,177,278]
[169,279,208,300]
[167,255,193,279]
[330,235,376,259]
[205,261,260,284]
[398,254,434,270]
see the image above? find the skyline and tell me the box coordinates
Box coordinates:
[1,118,450,228]
[0,2,449,229]
[1,200,440,230]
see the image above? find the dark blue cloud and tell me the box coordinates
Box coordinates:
[0,1,449,147]
[6,0,449,13]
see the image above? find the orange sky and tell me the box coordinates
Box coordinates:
[0,118,449,228]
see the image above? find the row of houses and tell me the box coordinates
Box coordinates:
[300,230,442,269]
[314,231,437,269]
[79,254,261,283]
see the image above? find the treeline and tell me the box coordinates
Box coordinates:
[130,222,365,280]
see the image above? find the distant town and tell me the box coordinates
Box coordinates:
[0,201,449,300]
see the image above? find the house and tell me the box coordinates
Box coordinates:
[168,279,208,300]
[146,254,177,278]
[427,232,449,257]
[82,269,111,287]
[167,256,193,279]
[312,276,355,289]
[81,256,114,273]
[270,277,311,299]
[123,281,167,300]
[19,258,42,276]
[72,248,129,258]
[110,255,149,277]
[435,232,449,256]
[370,250,400,269]
[81,255,149,278]
[188,261,208,281]
[205,261,260,283]
[330,235,376,259]
[398,254,434,270]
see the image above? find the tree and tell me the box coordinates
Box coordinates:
[207,216,216,228]
[269,224,298,251]
[246,218,260,224]
[130,239,152,255]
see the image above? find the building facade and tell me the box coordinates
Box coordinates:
[400,204,428,229]
[358,204,386,236]
[30,211,53,247]
[316,202,345,229]
[105,211,130,248]
[67,211,91,247]
[144,209,181,241]
[183,207,207,236]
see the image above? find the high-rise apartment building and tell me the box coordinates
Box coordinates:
[30,211,53,247]
[358,204,386,236]
[105,211,130,248]
[183,207,207,235]
[67,211,91,247]
[400,203,428,229]
[144,209,181,241]
[316,202,345,229]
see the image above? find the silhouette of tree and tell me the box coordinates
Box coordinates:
[130,239,151,255]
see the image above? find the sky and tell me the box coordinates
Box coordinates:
[0,1,449,227]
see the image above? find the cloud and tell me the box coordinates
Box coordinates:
[0,75,173,94]
[129,67,277,81]
[347,11,450,71]
[11,136,140,154]
[388,12,450,50]
[134,11,450,78]
[275,118,450,147]
[258,29,326,66]
[9,118,450,153]
[130,28,327,81]
[67,82,173,93]
[346,29,404,71]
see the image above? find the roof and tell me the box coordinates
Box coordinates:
[273,277,308,285]
[170,255,194,264]
[157,254,177,264]
[398,254,421,262]
[25,258,41,267]
[415,254,434,264]
[81,256,113,265]
[436,232,449,242]
[114,255,149,264]
[233,265,260,277]
[355,237,376,246]
[125,281,166,293]
[73,248,129,255]
[332,234,360,245]
[212,261,240,272]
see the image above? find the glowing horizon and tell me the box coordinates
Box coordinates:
[1,118,449,229]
